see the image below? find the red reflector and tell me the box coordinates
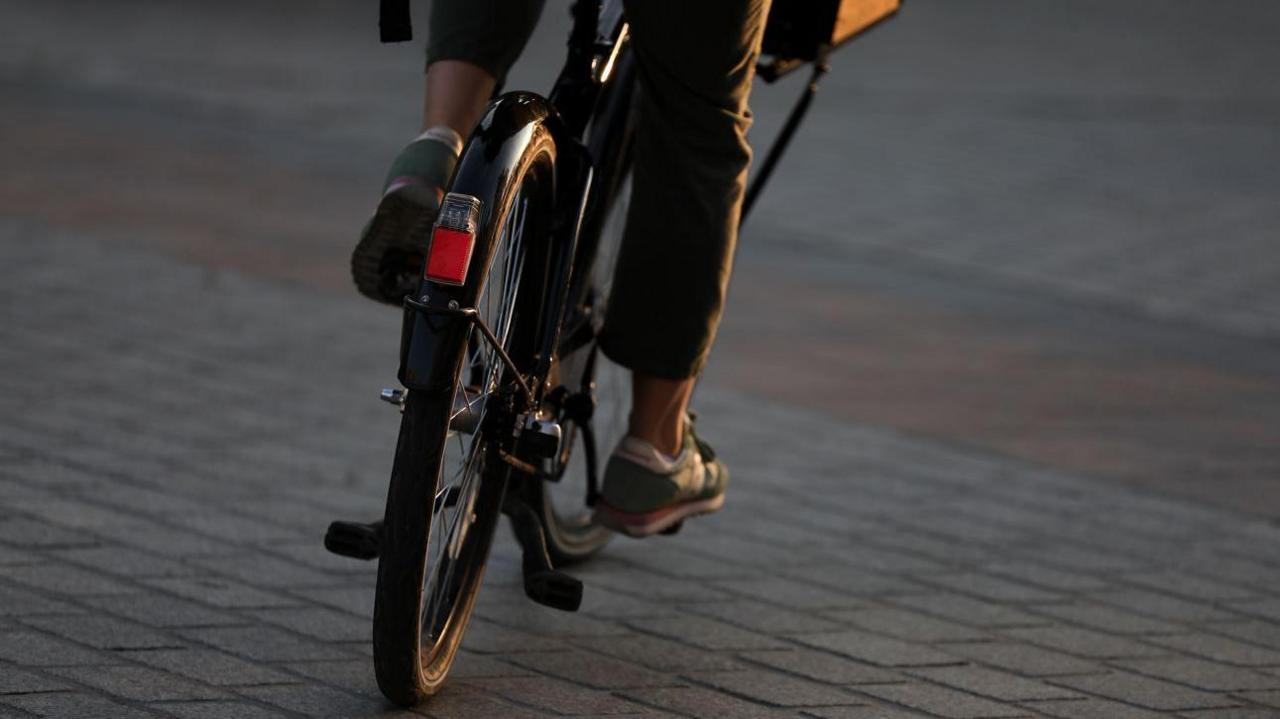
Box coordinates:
[425,227,475,285]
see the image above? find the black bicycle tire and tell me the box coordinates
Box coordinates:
[372,389,501,705]
[372,127,555,706]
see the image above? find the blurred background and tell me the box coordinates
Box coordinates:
[3,0,1278,514]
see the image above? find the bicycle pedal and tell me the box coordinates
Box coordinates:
[659,521,683,536]
[524,569,583,612]
[324,520,382,560]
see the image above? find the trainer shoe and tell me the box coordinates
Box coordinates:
[351,126,463,305]
[593,416,728,537]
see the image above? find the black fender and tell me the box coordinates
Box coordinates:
[398,92,590,396]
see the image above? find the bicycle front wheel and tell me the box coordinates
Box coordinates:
[372,110,554,705]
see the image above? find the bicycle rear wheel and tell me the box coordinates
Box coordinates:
[372,130,553,705]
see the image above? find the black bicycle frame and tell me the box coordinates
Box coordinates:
[398,0,629,404]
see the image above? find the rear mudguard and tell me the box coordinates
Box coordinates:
[398,92,591,397]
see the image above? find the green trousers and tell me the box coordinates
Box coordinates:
[428,0,769,379]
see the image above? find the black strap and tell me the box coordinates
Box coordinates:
[379,0,412,43]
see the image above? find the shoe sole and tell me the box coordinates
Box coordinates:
[592,493,726,538]
[351,186,440,306]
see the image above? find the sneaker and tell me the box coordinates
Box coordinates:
[351,127,462,305]
[593,416,728,537]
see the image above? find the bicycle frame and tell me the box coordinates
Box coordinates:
[398,1,630,406]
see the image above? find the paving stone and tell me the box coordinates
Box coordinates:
[49,665,228,701]
[505,649,673,689]
[571,634,744,673]
[714,576,862,610]
[940,642,1103,678]
[145,577,298,609]
[627,615,790,651]
[0,546,39,566]
[0,514,99,547]
[917,573,1063,605]
[0,692,161,719]
[3,461,103,491]
[0,666,68,694]
[591,567,734,604]
[235,684,403,718]
[908,665,1079,701]
[892,594,1048,629]
[484,675,648,715]
[1177,709,1280,719]
[51,546,195,579]
[1050,671,1239,711]
[577,584,679,620]
[301,586,374,619]
[95,523,237,560]
[1093,589,1238,624]
[801,706,933,719]
[681,599,846,635]
[856,683,1030,718]
[3,563,136,596]
[1146,633,1280,667]
[740,649,903,685]
[792,630,961,667]
[778,565,931,599]
[621,686,796,719]
[0,583,81,616]
[1228,598,1280,624]
[978,562,1111,593]
[459,618,569,654]
[1026,602,1183,636]
[1210,621,1280,652]
[689,669,865,707]
[1000,626,1166,659]
[122,648,295,687]
[22,614,181,650]
[0,630,115,666]
[610,544,758,581]
[245,606,367,643]
[829,607,991,643]
[190,555,335,590]
[1026,698,1165,718]
[86,594,241,628]
[154,701,292,719]
[1230,690,1280,708]
[179,626,354,662]
[414,685,553,718]
[1120,571,1258,603]
[278,658,376,691]
[447,650,536,679]
[474,598,631,638]
[1111,656,1279,691]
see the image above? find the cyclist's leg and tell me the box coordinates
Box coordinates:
[592,0,768,535]
[353,0,545,305]
[601,0,769,448]
[424,0,546,132]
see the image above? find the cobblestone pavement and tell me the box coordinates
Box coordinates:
[4,227,1280,718]
[5,1,1280,716]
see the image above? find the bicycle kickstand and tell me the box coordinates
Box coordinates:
[504,495,583,612]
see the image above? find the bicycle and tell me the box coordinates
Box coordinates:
[324,0,899,705]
